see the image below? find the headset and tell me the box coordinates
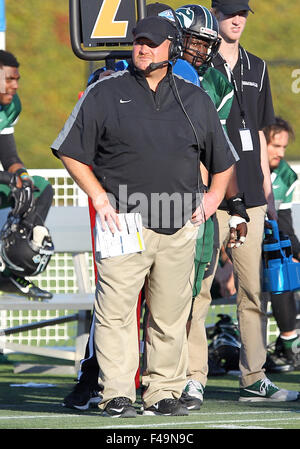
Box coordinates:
[145,3,183,62]
[143,11,183,73]
[167,17,183,61]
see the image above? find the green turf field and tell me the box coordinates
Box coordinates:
[0,353,299,431]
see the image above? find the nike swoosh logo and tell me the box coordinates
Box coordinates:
[243,388,266,396]
[273,185,280,189]
[120,99,132,104]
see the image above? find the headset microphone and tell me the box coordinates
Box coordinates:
[144,60,169,74]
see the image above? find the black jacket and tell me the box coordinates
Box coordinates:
[52,64,235,233]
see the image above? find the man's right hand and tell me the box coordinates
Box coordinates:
[93,192,121,234]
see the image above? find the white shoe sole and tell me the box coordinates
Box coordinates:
[143,409,189,416]
[143,410,166,416]
[62,396,102,410]
[102,409,137,418]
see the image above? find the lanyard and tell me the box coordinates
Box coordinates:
[221,48,246,128]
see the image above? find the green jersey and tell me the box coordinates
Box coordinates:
[200,66,234,131]
[173,60,234,130]
[271,159,298,211]
[193,67,235,297]
[0,93,21,134]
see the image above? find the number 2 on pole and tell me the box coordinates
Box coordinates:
[91,0,128,38]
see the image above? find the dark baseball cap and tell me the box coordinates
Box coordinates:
[146,3,180,29]
[132,16,176,46]
[146,3,173,17]
[211,0,254,14]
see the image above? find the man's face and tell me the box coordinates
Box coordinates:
[267,130,289,170]
[132,37,170,73]
[217,10,248,43]
[183,35,210,67]
[0,65,20,105]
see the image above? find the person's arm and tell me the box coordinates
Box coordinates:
[191,165,233,225]
[0,131,33,188]
[60,155,120,233]
[259,130,277,220]
[213,246,236,298]
[224,166,248,248]
[0,134,22,169]
[205,165,234,216]
[200,162,248,247]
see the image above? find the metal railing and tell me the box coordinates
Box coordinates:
[3,165,300,349]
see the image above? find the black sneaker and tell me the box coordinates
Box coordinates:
[8,275,53,300]
[264,352,294,373]
[63,382,102,410]
[180,391,202,410]
[275,335,300,369]
[102,397,137,418]
[179,380,204,410]
[143,398,189,416]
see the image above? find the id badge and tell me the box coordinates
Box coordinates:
[239,128,253,152]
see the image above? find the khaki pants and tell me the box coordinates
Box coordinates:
[187,206,268,388]
[95,222,198,409]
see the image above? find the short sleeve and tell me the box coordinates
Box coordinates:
[51,90,100,165]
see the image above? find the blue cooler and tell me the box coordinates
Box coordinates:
[262,220,300,293]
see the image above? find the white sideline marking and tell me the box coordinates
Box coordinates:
[191,410,294,416]
[94,417,300,429]
[0,409,295,420]
[0,413,300,430]
[0,414,83,420]
[210,425,282,429]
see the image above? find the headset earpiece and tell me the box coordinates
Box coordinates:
[168,36,182,60]
[168,21,183,61]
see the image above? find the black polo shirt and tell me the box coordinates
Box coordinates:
[52,65,235,234]
[212,47,275,208]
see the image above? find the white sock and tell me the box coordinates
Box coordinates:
[280,333,298,340]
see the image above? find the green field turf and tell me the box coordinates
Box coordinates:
[0,354,299,432]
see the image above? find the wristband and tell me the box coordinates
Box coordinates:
[227,193,250,222]
[15,167,31,180]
